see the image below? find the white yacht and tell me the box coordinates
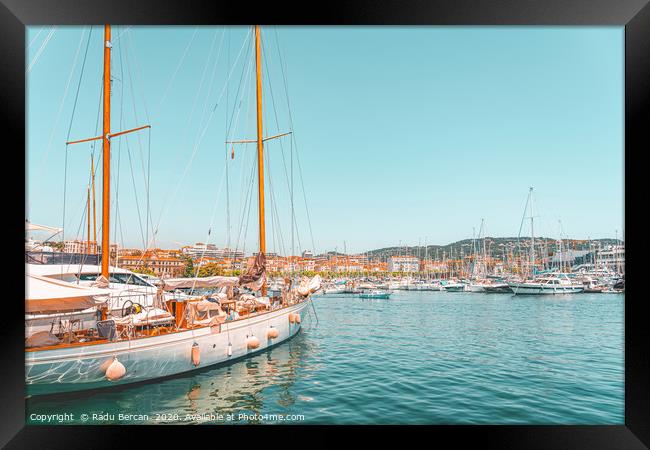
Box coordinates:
[509,273,584,295]
[25,263,179,337]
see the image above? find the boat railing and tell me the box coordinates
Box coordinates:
[26,251,101,266]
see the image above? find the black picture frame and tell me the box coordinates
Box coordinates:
[1,0,647,447]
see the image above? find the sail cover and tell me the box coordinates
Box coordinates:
[161,275,240,291]
[26,274,108,313]
[239,252,266,291]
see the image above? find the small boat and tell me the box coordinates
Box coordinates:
[359,290,391,299]
[442,280,467,292]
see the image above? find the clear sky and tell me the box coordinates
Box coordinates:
[26,26,624,255]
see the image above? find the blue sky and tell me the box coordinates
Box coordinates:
[26,26,624,255]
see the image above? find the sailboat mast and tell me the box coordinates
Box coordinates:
[254,25,267,295]
[91,153,97,253]
[101,24,111,278]
[529,187,535,277]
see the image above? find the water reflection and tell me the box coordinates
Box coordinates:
[27,331,311,424]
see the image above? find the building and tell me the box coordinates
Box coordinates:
[118,251,185,278]
[63,239,98,254]
[388,256,420,273]
[301,250,314,258]
[181,243,245,260]
[595,245,625,275]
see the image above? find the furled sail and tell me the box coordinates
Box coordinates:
[296,275,322,296]
[161,275,240,291]
[26,274,108,313]
[239,252,266,292]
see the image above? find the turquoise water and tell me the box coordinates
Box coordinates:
[26,291,624,425]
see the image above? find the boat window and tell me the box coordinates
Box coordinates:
[111,273,153,286]
[78,273,100,281]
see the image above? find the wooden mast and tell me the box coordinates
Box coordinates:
[66,24,149,270]
[254,25,267,296]
[86,185,91,254]
[91,154,97,253]
[101,24,111,278]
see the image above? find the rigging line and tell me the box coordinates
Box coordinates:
[125,135,147,248]
[197,29,227,134]
[225,27,231,250]
[113,35,127,255]
[199,28,228,129]
[26,26,57,74]
[273,28,316,255]
[228,48,255,256]
[149,29,252,242]
[215,27,253,116]
[261,35,297,257]
[60,25,92,253]
[156,27,199,119]
[234,51,255,198]
[234,148,257,258]
[125,29,151,123]
[225,34,253,143]
[65,27,94,143]
[123,32,156,249]
[112,26,132,44]
[37,27,85,180]
[28,27,45,49]
[185,29,221,132]
[233,145,254,255]
[241,160,257,259]
[146,127,152,248]
[188,161,228,295]
[266,149,289,258]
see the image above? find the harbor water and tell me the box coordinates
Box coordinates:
[26,291,624,425]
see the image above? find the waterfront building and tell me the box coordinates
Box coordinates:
[595,245,625,275]
[181,243,245,260]
[388,256,420,273]
[420,260,449,274]
[63,239,98,254]
[118,251,185,278]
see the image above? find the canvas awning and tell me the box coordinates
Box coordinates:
[161,275,240,291]
[26,274,108,313]
[25,220,63,234]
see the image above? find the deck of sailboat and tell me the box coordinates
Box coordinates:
[26,297,310,354]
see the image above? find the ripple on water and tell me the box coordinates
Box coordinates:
[26,292,624,424]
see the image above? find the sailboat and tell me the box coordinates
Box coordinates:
[508,188,583,295]
[25,25,320,396]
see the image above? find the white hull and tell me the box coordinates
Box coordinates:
[509,283,584,295]
[468,284,486,293]
[26,301,309,396]
[444,284,467,292]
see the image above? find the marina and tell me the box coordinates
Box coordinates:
[24,25,625,426]
[26,290,624,424]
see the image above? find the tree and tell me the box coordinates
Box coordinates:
[197,263,224,278]
[182,255,194,277]
[133,266,156,276]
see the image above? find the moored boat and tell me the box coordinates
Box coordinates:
[359,289,391,299]
[25,24,320,396]
[509,273,584,295]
